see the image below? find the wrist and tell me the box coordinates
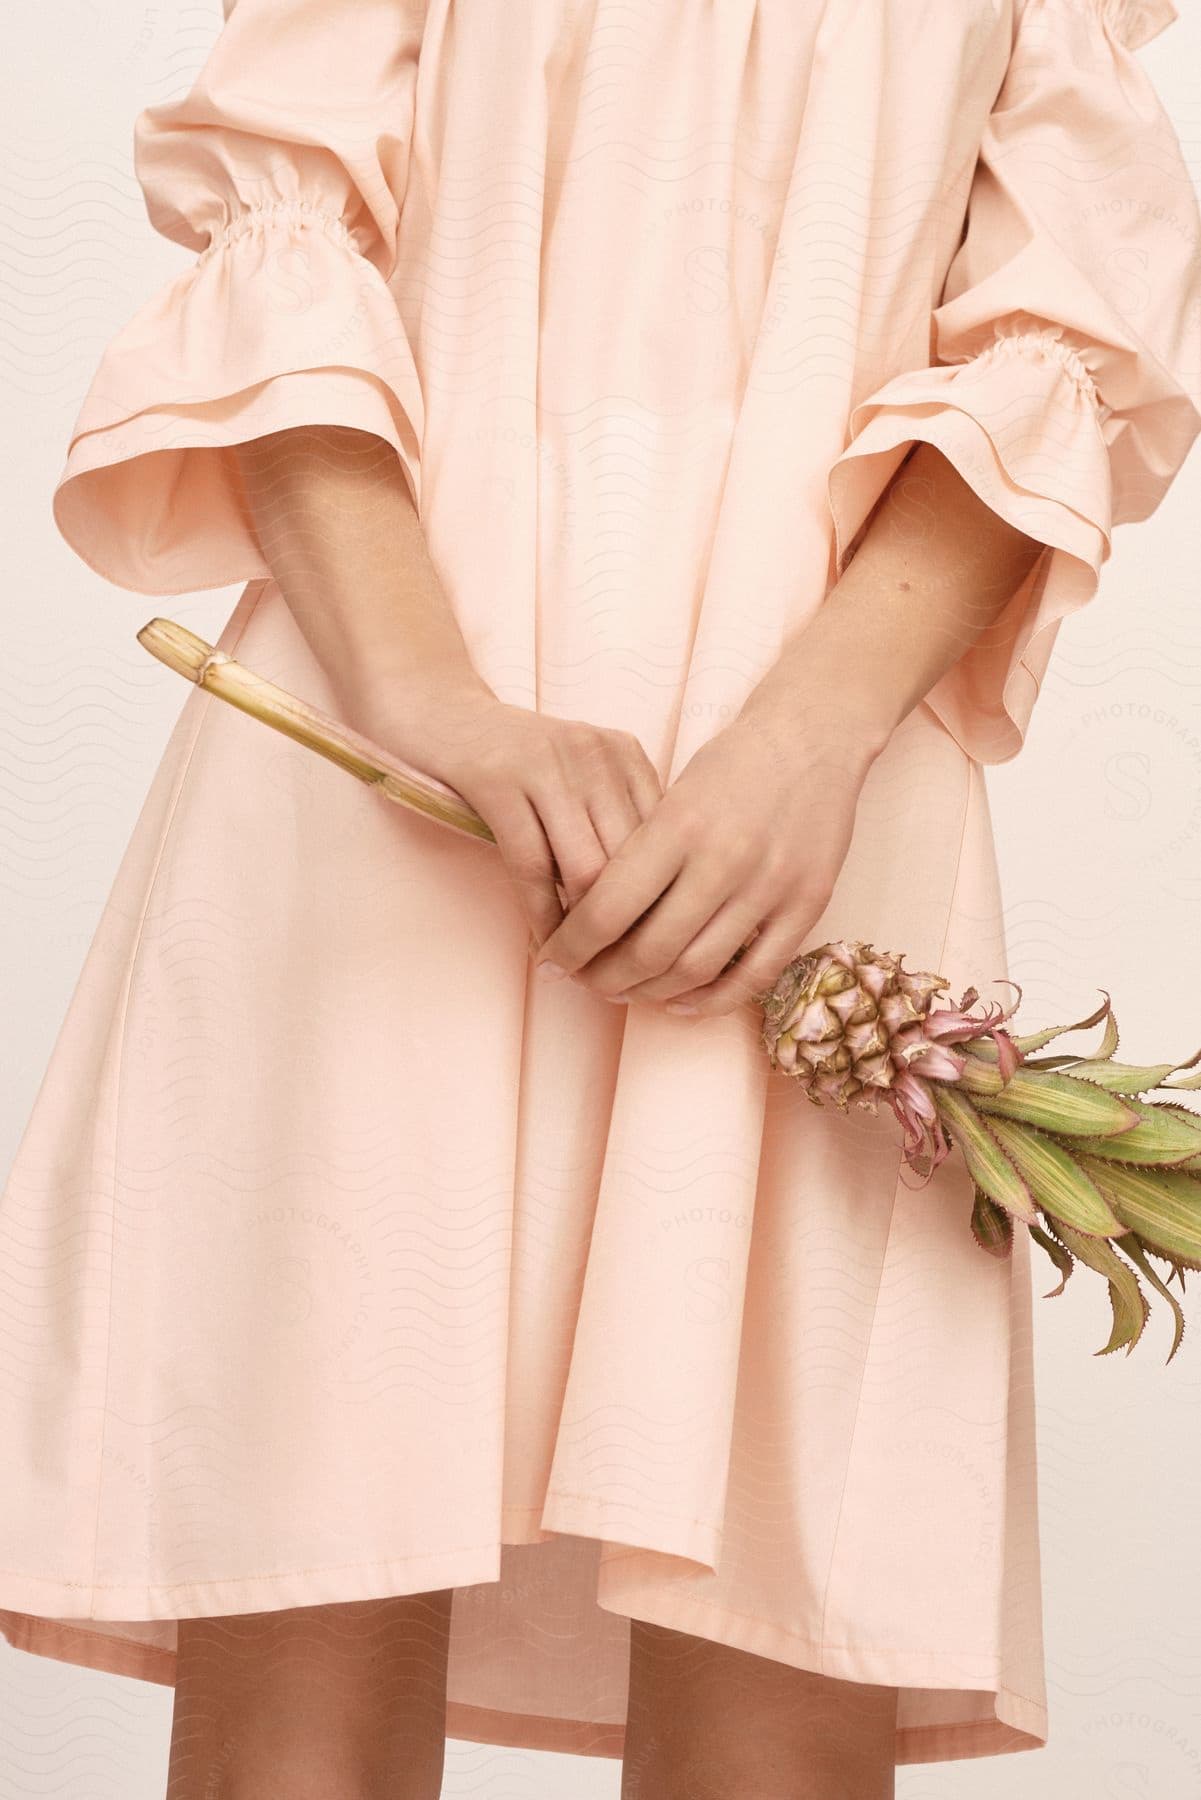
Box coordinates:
[339,659,499,770]
[738,656,895,776]
[352,655,492,716]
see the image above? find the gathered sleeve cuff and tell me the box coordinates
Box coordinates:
[825,0,1201,766]
[51,0,425,596]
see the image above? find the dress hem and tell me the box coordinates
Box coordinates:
[0,1527,1048,1768]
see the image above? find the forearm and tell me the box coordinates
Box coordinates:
[741,439,1047,759]
[233,426,490,730]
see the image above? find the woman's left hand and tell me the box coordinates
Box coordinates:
[531,698,886,1018]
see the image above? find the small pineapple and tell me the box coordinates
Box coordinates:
[755,938,1009,1156]
[757,939,1201,1364]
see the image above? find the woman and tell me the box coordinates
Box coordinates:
[1,0,1198,1795]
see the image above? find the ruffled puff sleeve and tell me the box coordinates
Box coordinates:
[52,0,426,596]
[826,0,1201,765]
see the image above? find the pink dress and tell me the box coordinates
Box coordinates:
[3,0,1199,1767]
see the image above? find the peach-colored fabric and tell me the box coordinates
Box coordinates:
[4,0,1199,1768]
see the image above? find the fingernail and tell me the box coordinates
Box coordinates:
[666,1001,697,1014]
[536,960,568,983]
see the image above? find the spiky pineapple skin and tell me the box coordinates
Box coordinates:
[758,939,948,1112]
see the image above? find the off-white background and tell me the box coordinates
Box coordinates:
[2,3,1200,1795]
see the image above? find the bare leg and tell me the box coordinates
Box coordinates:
[621,1620,897,1800]
[165,1591,453,1800]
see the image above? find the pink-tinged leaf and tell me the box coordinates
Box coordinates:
[904,1041,966,1082]
[991,1028,1023,1084]
[922,1008,990,1044]
[967,993,1114,1061]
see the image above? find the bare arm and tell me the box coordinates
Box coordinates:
[738,439,1046,754]
[233,425,492,768]
[231,426,663,943]
[532,443,1048,1015]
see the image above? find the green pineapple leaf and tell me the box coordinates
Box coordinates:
[1041,1218,1150,1358]
[983,1115,1126,1237]
[973,1067,1141,1138]
[1028,1221,1075,1296]
[1163,1064,1201,1091]
[930,1087,1038,1223]
[1067,1097,1201,1166]
[1054,1059,1197,1094]
[970,1187,1015,1258]
[1074,1157,1201,1273]
[1117,1235,1186,1363]
[964,993,1113,1062]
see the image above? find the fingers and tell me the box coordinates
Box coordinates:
[662,908,816,1018]
[611,894,768,1005]
[620,734,665,824]
[482,790,565,945]
[531,739,658,912]
[578,730,664,865]
[585,779,650,867]
[534,813,687,978]
[474,718,666,954]
[531,781,610,911]
[561,862,746,1001]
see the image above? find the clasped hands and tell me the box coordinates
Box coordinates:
[530,698,883,1017]
[372,664,888,1022]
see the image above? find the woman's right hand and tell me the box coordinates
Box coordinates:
[235,428,660,945]
[352,669,665,949]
